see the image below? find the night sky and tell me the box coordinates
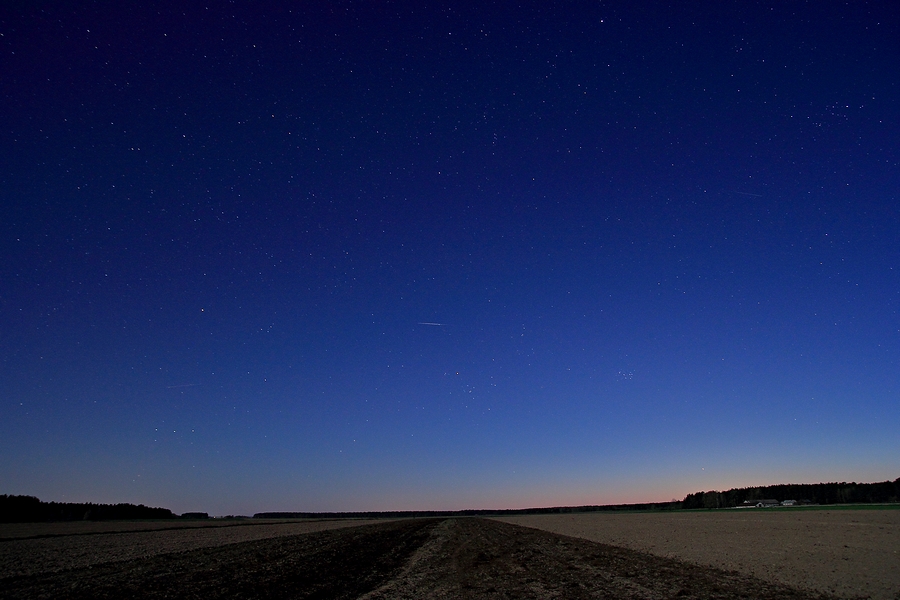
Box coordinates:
[2,2,898,516]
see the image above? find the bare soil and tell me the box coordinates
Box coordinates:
[0,518,326,540]
[496,508,900,600]
[0,518,852,599]
[0,519,386,579]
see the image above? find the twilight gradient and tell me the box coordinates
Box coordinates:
[1,1,897,515]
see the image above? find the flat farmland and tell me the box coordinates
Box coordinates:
[0,518,387,579]
[0,518,302,540]
[496,507,900,600]
[0,515,879,599]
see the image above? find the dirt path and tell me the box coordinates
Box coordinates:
[1,518,843,599]
[364,518,837,599]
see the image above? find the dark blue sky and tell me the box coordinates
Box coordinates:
[2,1,898,514]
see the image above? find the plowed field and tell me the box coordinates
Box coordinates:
[497,508,900,600]
[0,516,875,599]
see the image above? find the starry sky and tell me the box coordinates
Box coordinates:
[1,1,898,516]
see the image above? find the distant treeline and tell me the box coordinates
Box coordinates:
[0,495,177,522]
[254,501,681,520]
[6,477,897,522]
[682,478,900,509]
